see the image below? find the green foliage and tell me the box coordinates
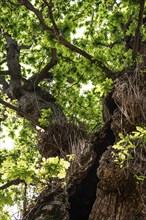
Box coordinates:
[0,0,142,130]
[95,78,113,97]
[0,154,70,184]
[37,157,70,180]
[39,108,52,127]
[0,115,72,218]
[0,0,144,218]
[112,126,146,168]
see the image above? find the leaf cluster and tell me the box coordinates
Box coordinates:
[112,126,146,168]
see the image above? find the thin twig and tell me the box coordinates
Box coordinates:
[19,44,32,50]
[43,0,60,34]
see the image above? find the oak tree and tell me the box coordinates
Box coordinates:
[0,0,146,219]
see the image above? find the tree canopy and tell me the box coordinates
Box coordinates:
[0,0,146,219]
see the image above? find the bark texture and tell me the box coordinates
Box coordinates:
[89,72,146,220]
[1,1,146,218]
[23,187,70,220]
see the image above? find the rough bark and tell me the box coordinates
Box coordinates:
[1,33,65,126]
[1,33,101,220]
[1,1,146,219]
[23,186,70,220]
[2,35,146,219]
[89,71,146,220]
[22,69,146,220]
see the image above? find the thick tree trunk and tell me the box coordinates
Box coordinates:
[23,187,70,220]
[89,147,146,220]
[22,121,115,220]
[89,190,143,220]
[22,70,146,220]
[2,32,146,220]
[89,71,146,220]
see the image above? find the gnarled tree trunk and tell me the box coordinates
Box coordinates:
[89,72,146,220]
[22,70,146,220]
[1,1,146,219]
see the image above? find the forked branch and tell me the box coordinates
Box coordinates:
[19,0,53,32]
[29,48,57,85]
[20,0,113,78]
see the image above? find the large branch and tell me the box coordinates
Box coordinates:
[57,36,113,78]
[0,98,22,112]
[29,48,57,85]
[19,0,53,32]
[4,33,22,80]
[0,98,41,127]
[0,178,25,190]
[132,0,145,60]
[20,0,113,79]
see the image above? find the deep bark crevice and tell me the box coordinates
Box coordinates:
[69,159,99,220]
[69,121,115,220]
[1,2,146,219]
[89,71,146,220]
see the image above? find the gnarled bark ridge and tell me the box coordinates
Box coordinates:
[90,72,146,220]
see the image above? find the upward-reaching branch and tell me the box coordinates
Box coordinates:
[43,0,60,35]
[132,0,145,60]
[19,0,53,32]
[20,0,113,78]
[29,48,57,85]
[4,33,21,80]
